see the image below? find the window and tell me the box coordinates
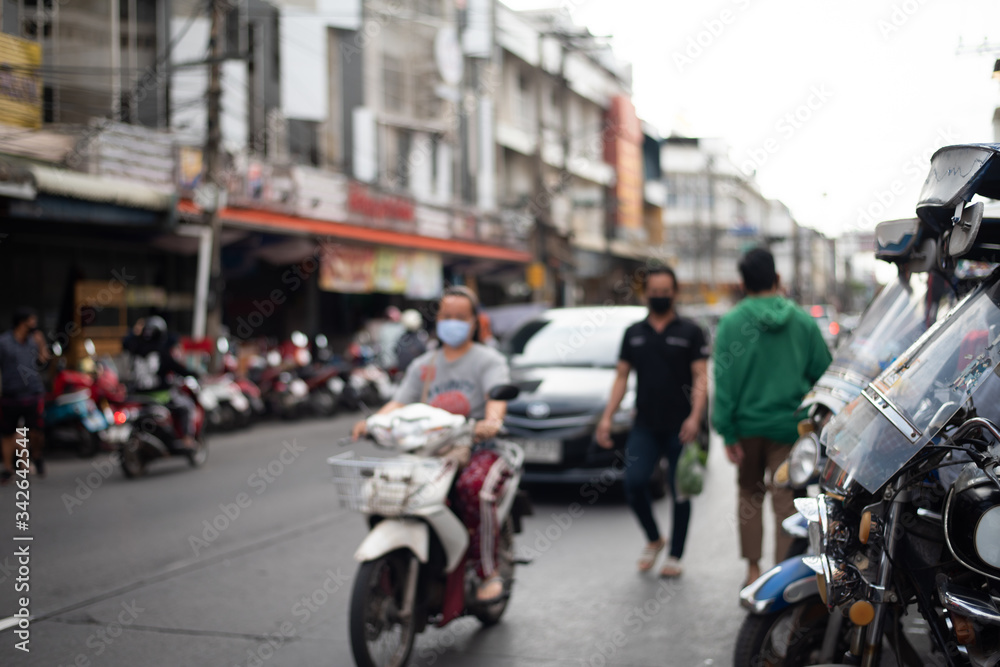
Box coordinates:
[383,55,407,114]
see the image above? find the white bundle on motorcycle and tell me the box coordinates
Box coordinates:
[366,403,472,457]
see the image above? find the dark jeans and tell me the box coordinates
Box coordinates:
[624,422,691,559]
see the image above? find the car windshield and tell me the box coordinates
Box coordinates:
[506,310,643,368]
[824,271,1000,493]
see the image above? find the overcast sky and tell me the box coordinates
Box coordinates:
[506,0,1000,239]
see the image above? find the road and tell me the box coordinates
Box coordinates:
[0,413,766,667]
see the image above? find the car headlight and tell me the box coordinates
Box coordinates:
[787,432,820,487]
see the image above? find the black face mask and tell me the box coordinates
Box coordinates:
[648,296,673,314]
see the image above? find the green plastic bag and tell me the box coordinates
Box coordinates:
[676,443,706,498]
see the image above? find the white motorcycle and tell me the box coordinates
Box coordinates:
[329,387,531,667]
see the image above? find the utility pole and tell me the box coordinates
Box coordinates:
[204,0,225,349]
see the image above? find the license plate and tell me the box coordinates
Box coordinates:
[104,425,130,443]
[516,438,562,464]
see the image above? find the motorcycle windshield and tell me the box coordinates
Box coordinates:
[824,272,1000,493]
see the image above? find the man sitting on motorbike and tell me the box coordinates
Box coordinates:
[353,286,511,603]
[122,316,199,451]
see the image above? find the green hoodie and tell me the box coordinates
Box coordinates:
[712,295,832,446]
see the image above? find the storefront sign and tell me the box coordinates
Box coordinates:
[373,248,410,294]
[319,245,376,293]
[348,181,415,225]
[293,166,348,222]
[406,252,443,300]
[0,34,42,129]
[604,96,644,234]
[178,147,203,193]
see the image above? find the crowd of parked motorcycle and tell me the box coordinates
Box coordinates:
[41,315,419,475]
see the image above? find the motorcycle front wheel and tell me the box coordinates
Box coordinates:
[120,437,146,478]
[349,549,418,667]
[186,438,208,468]
[734,596,848,667]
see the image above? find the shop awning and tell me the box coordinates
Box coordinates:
[30,164,176,212]
[177,200,532,264]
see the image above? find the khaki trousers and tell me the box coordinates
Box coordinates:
[736,437,796,564]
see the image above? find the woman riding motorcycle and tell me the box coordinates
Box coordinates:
[352,286,511,603]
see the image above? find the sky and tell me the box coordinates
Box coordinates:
[505,0,1000,239]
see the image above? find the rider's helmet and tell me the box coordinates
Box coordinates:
[142,315,168,342]
[401,309,423,332]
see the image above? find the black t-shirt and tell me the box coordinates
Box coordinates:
[619,316,709,434]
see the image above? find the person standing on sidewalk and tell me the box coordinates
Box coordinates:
[597,266,709,577]
[0,307,50,482]
[712,247,832,587]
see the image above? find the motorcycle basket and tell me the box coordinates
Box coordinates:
[328,451,446,516]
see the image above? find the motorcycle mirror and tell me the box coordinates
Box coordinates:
[488,384,521,401]
[52,341,63,357]
[949,201,985,258]
[874,218,921,261]
[84,338,96,356]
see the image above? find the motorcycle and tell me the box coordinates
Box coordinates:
[44,340,113,457]
[737,143,1000,666]
[330,387,532,667]
[114,377,208,477]
[248,345,310,420]
[298,334,347,418]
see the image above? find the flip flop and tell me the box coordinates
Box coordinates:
[659,556,682,578]
[637,540,665,572]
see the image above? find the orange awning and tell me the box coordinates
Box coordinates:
[177,200,532,263]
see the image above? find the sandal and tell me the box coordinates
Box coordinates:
[476,575,505,604]
[637,540,665,572]
[659,556,682,578]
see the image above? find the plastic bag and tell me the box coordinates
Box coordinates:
[676,443,706,498]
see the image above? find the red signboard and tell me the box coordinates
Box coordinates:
[347,181,415,223]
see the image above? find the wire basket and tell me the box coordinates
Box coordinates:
[328,451,446,516]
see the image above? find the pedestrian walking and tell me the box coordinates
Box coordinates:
[0,307,50,482]
[712,247,832,587]
[596,266,709,577]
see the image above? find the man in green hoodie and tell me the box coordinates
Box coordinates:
[713,247,832,586]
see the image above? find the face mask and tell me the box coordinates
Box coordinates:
[648,296,673,314]
[436,319,472,347]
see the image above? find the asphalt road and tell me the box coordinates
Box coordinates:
[0,413,768,667]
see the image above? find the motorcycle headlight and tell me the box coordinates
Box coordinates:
[787,432,820,488]
[945,466,1000,581]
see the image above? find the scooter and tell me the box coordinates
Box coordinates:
[44,340,111,457]
[330,387,532,667]
[114,377,208,478]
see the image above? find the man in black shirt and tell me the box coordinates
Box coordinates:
[0,307,50,482]
[597,266,709,577]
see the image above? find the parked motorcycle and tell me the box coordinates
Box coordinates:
[44,340,112,457]
[248,346,310,420]
[736,143,1000,666]
[330,387,531,667]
